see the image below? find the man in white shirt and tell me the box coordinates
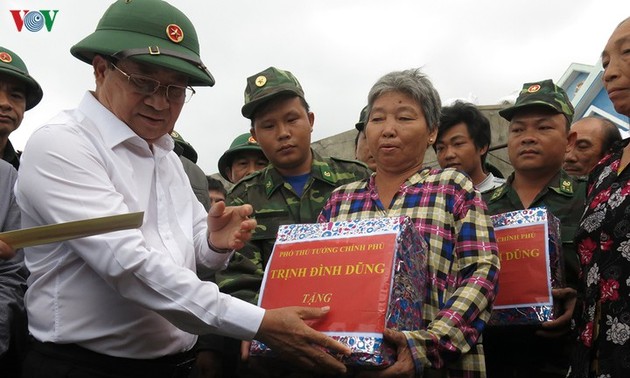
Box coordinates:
[434,101,506,193]
[14,1,349,377]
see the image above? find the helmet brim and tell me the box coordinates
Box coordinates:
[0,67,43,110]
[71,29,214,87]
[217,145,266,182]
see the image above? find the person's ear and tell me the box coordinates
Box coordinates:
[308,112,314,132]
[92,55,109,86]
[427,128,438,146]
[566,130,577,152]
[479,144,489,156]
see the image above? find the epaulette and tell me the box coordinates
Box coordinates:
[315,160,336,185]
[551,173,582,197]
[559,178,574,195]
[488,184,508,202]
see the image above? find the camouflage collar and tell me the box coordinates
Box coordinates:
[262,150,338,197]
[487,170,578,203]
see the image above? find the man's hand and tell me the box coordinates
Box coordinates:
[357,328,415,377]
[255,306,351,375]
[207,201,257,251]
[0,239,15,260]
[536,287,578,338]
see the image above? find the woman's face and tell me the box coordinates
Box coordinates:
[365,91,436,175]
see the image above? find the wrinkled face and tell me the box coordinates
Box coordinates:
[563,118,607,176]
[602,19,630,117]
[208,189,225,208]
[251,96,314,176]
[355,130,376,171]
[366,91,436,175]
[227,150,268,183]
[0,74,26,137]
[435,122,486,177]
[93,55,187,145]
[508,107,574,174]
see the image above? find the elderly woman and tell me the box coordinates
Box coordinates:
[318,69,500,377]
[570,17,630,378]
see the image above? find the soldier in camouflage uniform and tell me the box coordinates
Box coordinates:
[482,79,586,378]
[212,67,370,376]
[217,133,268,185]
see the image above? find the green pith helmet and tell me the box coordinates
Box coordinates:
[171,130,198,163]
[241,66,304,119]
[355,105,368,131]
[0,46,43,110]
[499,79,574,122]
[71,0,214,87]
[217,133,265,181]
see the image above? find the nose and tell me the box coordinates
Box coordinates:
[380,117,397,137]
[144,87,170,110]
[603,57,620,84]
[442,146,456,160]
[276,122,291,140]
[243,161,258,177]
[0,88,11,110]
[519,128,539,145]
[564,146,577,163]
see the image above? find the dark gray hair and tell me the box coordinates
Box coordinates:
[578,116,622,157]
[367,68,442,133]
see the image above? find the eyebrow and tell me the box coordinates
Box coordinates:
[371,105,419,113]
[602,34,630,59]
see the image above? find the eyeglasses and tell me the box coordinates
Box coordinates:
[110,63,195,104]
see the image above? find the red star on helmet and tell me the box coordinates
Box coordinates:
[0,52,12,63]
[166,24,184,43]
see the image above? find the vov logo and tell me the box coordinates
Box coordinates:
[10,10,59,32]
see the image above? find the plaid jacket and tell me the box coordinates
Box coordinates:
[319,168,500,378]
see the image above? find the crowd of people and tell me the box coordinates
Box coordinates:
[0,0,629,377]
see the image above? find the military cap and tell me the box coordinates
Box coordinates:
[355,105,369,131]
[171,130,198,163]
[71,0,214,87]
[241,66,304,119]
[217,133,264,181]
[499,79,574,122]
[0,46,43,110]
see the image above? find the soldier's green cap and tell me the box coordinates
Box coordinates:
[499,79,574,122]
[217,133,265,181]
[355,105,369,131]
[241,66,304,119]
[71,0,215,87]
[171,130,198,163]
[0,46,43,110]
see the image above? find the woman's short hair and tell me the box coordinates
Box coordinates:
[367,68,442,133]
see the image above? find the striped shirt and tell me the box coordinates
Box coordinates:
[318,168,499,377]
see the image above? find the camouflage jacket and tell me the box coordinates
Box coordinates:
[216,150,371,304]
[482,169,586,289]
